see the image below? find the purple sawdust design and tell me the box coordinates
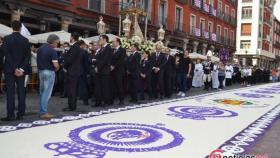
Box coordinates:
[167,106,238,120]
[45,123,184,157]
[250,90,280,94]
[44,141,107,158]
[234,93,274,98]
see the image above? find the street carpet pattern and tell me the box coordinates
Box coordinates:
[0,83,280,158]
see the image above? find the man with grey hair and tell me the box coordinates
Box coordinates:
[37,34,60,119]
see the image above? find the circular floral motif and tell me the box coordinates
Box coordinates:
[69,123,184,152]
[167,106,238,120]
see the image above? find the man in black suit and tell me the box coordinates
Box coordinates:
[77,40,89,105]
[139,51,153,100]
[63,32,81,111]
[1,21,31,121]
[111,37,127,105]
[95,35,113,106]
[163,48,175,98]
[127,44,141,103]
[0,37,3,94]
[150,44,166,99]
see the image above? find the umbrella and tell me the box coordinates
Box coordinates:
[189,52,207,60]
[85,34,119,42]
[31,30,71,43]
[0,23,38,43]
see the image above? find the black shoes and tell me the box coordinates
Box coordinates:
[16,112,23,120]
[1,116,16,121]
[62,107,76,112]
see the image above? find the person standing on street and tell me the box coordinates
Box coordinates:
[127,44,141,103]
[63,32,81,111]
[95,35,113,106]
[150,44,166,99]
[110,37,127,105]
[0,37,4,94]
[1,21,31,121]
[37,34,60,119]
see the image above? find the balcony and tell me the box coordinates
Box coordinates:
[230,17,237,26]
[209,5,217,17]
[224,14,230,22]
[217,10,224,20]
[210,33,217,42]
[242,14,252,19]
[157,16,168,28]
[192,0,201,9]
[174,22,186,35]
[216,35,222,43]
[176,0,188,4]
[242,0,252,3]
[263,19,272,26]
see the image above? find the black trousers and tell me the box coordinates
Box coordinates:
[226,78,232,86]
[128,75,139,101]
[186,77,193,91]
[5,74,26,117]
[139,76,152,99]
[111,72,124,102]
[78,74,89,102]
[67,74,79,110]
[151,72,164,98]
[218,76,225,89]
[95,73,111,105]
[164,74,173,97]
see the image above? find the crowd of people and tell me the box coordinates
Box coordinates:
[0,21,279,121]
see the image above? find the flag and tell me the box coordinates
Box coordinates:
[20,23,31,36]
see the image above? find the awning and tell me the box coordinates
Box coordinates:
[0,24,38,44]
[31,30,71,43]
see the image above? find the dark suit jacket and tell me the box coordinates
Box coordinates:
[64,42,81,76]
[2,32,31,74]
[150,52,166,74]
[96,44,113,75]
[0,44,4,70]
[111,46,127,74]
[127,52,141,78]
[140,59,152,77]
[164,55,175,77]
[80,49,89,76]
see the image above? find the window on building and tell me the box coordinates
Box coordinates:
[217,25,221,41]
[231,9,235,19]
[242,7,252,19]
[208,22,213,33]
[225,5,229,16]
[190,14,196,34]
[218,1,222,16]
[200,18,205,32]
[175,6,183,31]
[231,31,234,45]
[209,0,214,6]
[240,40,251,49]
[88,0,102,12]
[241,23,252,36]
[159,1,167,26]
[224,28,228,44]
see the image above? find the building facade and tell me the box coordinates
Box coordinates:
[0,0,237,58]
[273,17,280,67]
[235,0,276,68]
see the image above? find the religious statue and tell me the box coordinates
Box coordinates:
[122,14,132,37]
[158,25,165,41]
[97,16,106,35]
